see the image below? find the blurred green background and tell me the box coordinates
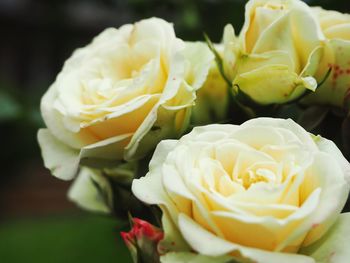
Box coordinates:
[0,0,349,262]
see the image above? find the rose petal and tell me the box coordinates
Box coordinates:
[80,133,132,161]
[37,129,79,180]
[301,152,349,246]
[301,213,350,263]
[242,118,317,151]
[233,64,313,104]
[178,213,315,262]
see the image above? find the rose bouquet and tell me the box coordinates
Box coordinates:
[38,0,350,262]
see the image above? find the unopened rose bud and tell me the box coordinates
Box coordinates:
[222,0,324,105]
[121,218,164,263]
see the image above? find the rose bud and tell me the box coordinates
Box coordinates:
[121,218,164,263]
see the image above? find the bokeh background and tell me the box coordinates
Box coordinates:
[0,0,349,262]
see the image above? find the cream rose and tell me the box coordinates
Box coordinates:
[37,18,214,180]
[223,0,324,104]
[132,118,350,262]
[304,7,350,109]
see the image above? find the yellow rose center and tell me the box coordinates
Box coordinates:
[241,168,277,189]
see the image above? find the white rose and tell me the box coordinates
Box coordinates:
[38,18,213,180]
[133,118,350,262]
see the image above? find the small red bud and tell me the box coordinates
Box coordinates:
[120,217,164,263]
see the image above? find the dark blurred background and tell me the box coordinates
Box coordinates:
[0,1,349,262]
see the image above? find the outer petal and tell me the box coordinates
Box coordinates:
[230,46,321,105]
[300,45,323,77]
[315,136,350,183]
[181,124,235,143]
[80,133,132,164]
[131,162,171,207]
[236,51,296,74]
[288,1,325,66]
[133,140,191,254]
[233,64,316,104]
[37,129,79,180]
[300,213,350,263]
[67,167,113,213]
[149,140,179,171]
[40,84,95,149]
[132,140,180,222]
[124,105,184,161]
[223,24,239,80]
[281,152,349,248]
[178,214,315,263]
[131,17,179,59]
[297,138,350,247]
[180,42,214,91]
[242,118,318,150]
[160,252,232,263]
